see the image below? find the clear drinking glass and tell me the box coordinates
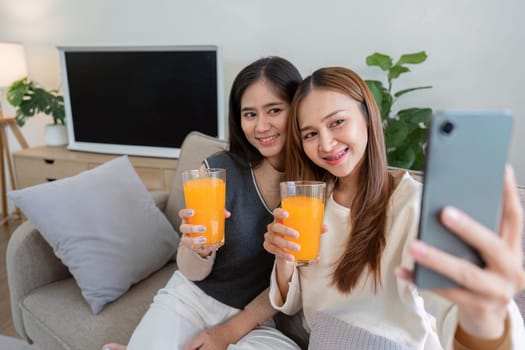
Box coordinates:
[280,181,326,265]
[182,168,226,249]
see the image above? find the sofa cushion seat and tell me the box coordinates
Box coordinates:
[20,262,176,350]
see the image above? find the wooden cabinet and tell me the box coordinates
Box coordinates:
[12,146,178,192]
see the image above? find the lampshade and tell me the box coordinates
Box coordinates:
[0,42,28,87]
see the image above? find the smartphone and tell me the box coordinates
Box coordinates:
[414,110,513,289]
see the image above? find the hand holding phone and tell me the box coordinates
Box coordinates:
[414,110,513,289]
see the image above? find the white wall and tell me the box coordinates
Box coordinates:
[0,0,524,184]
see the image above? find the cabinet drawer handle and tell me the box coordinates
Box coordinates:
[46,178,57,182]
[44,159,55,164]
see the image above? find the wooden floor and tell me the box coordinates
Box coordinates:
[0,216,25,338]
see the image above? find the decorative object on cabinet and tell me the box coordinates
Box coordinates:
[6,77,67,146]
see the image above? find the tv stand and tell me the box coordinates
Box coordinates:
[12,146,178,192]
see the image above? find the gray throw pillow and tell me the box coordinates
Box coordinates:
[8,156,179,314]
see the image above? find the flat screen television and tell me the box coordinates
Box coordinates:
[59,45,225,158]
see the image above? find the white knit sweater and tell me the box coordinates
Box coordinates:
[270,172,525,350]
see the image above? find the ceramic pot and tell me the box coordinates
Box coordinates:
[45,124,68,146]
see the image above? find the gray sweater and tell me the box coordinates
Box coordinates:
[194,151,275,309]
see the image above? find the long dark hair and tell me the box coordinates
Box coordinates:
[228,56,302,167]
[285,67,394,293]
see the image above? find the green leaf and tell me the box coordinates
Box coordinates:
[365,80,384,108]
[365,80,393,120]
[394,86,432,98]
[389,147,416,169]
[19,102,36,117]
[412,147,426,171]
[396,51,427,65]
[15,113,26,127]
[6,78,30,106]
[384,119,408,148]
[380,95,393,120]
[366,53,392,71]
[397,108,432,125]
[407,124,428,144]
[388,65,410,80]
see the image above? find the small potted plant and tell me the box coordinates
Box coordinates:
[7,77,67,146]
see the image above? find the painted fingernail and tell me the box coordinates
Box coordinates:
[412,241,428,257]
[288,229,299,239]
[286,255,295,262]
[198,236,206,243]
[291,243,300,251]
[198,226,206,232]
[187,209,194,216]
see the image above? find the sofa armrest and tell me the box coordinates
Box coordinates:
[6,220,70,341]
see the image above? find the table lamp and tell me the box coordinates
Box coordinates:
[0,42,29,224]
[0,42,28,102]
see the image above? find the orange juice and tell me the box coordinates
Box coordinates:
[183,176,226,247]
[282,195,325,263]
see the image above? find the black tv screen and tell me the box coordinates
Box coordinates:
[59,46,225,158]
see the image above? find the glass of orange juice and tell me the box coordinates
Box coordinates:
[182,168,226,249]
[280,181,326,265]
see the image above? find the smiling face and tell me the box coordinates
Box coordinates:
[298,88,368,182]
[240,79,289,170]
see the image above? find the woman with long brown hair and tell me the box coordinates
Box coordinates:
[264,66,525,349]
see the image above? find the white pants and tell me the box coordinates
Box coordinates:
[128,271,300,350]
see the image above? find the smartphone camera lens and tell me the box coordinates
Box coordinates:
[440,121,454,135]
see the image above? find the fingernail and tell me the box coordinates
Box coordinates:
[506,165,516,182]
[198,236,206,243]
[412,241,428,257]
[288,229,299,239]
[187,209,194,216]
[286,255,295,262]
[291,243,300,252]
[198,226,206,232]
[443,206,460,225]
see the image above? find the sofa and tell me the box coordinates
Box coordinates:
[6,131,525,350]
[7,131,228,350]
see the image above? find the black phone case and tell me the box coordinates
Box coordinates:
[414,110,513,289]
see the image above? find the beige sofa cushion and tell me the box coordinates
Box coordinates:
[20,262,176,350]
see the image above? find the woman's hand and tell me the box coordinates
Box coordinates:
[184,323,234,350]
[178,208,231,258]
[183,308,257,350]
[263,208,300,262]
[403,166,525,339]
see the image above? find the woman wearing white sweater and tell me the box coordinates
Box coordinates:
[263,66,525,349]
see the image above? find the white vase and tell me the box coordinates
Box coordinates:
[45,124,68,146]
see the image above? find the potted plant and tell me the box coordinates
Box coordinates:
[6,77,67,146]
[364,51,432,170]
